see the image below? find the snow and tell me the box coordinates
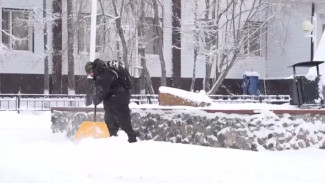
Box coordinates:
[1,111,325,183]
[305,74,318,81]
[159,86,213,104]
[244,71,260,77]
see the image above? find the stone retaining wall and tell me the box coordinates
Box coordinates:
[51,108,325,151]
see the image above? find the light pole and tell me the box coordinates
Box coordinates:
[301,20,314,61]
[90,0,98,62]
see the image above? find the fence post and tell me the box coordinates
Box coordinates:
[17,92,21,114]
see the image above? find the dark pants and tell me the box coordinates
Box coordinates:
[103,90,136,141]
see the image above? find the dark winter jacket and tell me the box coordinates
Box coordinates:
[91,59,129,105]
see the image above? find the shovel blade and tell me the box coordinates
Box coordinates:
[75,121,110,139]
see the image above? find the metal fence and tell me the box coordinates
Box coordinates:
[0,94,160,112]
[0,94,86,112]
[208,95,291,104]
[0,93,290,112]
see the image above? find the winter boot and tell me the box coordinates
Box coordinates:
[128,135,137,143]
[128,131,139,143]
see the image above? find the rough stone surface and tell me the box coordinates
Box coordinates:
[51,108,325,151]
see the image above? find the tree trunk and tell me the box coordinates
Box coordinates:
[113,0,129,70]
[138,0,154,94]
[153,0,167,86]
[191,47,198,91]
[52,0,62,94]
[43,0,51,94]
[208,53,238,95]
[67,0,75,94]
[203,0,212,91]
[171,0,181,88]
[204,56,212,91]
[212,0,219,84]
[191,0,199,92]
[139,48,154,94]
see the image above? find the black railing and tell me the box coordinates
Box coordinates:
[0,94,86,112]
[0,94,290,112]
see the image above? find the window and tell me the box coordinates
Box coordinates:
[242,21,263,56]
[78,16,91,53]
[2,8,33,51]
[77,15,104,54]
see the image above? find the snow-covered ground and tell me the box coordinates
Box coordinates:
[0,111,324,183]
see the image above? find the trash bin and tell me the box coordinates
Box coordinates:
[289,61,324,107]
[242,73,259,95]
[249,76,259,95]
[293,75,323,106]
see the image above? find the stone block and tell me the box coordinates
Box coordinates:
[158,92,211,107]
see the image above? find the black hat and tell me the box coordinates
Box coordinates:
[85,62,93,74]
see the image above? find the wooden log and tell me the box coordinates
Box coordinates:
[158,93,211,107]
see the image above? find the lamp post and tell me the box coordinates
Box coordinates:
[90,0,97,62]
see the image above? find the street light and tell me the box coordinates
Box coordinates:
[301,20,313,38]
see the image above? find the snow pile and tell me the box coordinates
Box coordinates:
[244,71,260,77]
[246,111,325,150]
[159,86,213,105]
[305,74,318,81]
[1,111,325,183]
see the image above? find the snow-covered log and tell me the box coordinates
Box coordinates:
[158,86,212,107]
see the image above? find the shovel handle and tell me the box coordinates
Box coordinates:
[93,81,97,122]
[94,104,97,122]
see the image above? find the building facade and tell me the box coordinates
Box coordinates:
[0,0,324,95]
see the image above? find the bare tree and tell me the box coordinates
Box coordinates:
[190,0,200,91]
[137,0,155,94]
[67,0,75,94]
[112,0,130,69]
[208,0,263,94]
[52,0,63,94]
[186,0,282,94]
[43,0,51,94]
[172,0,181,88]
[153,0,167,86]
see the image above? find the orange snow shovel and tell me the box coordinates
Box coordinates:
[75,104,110,139]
